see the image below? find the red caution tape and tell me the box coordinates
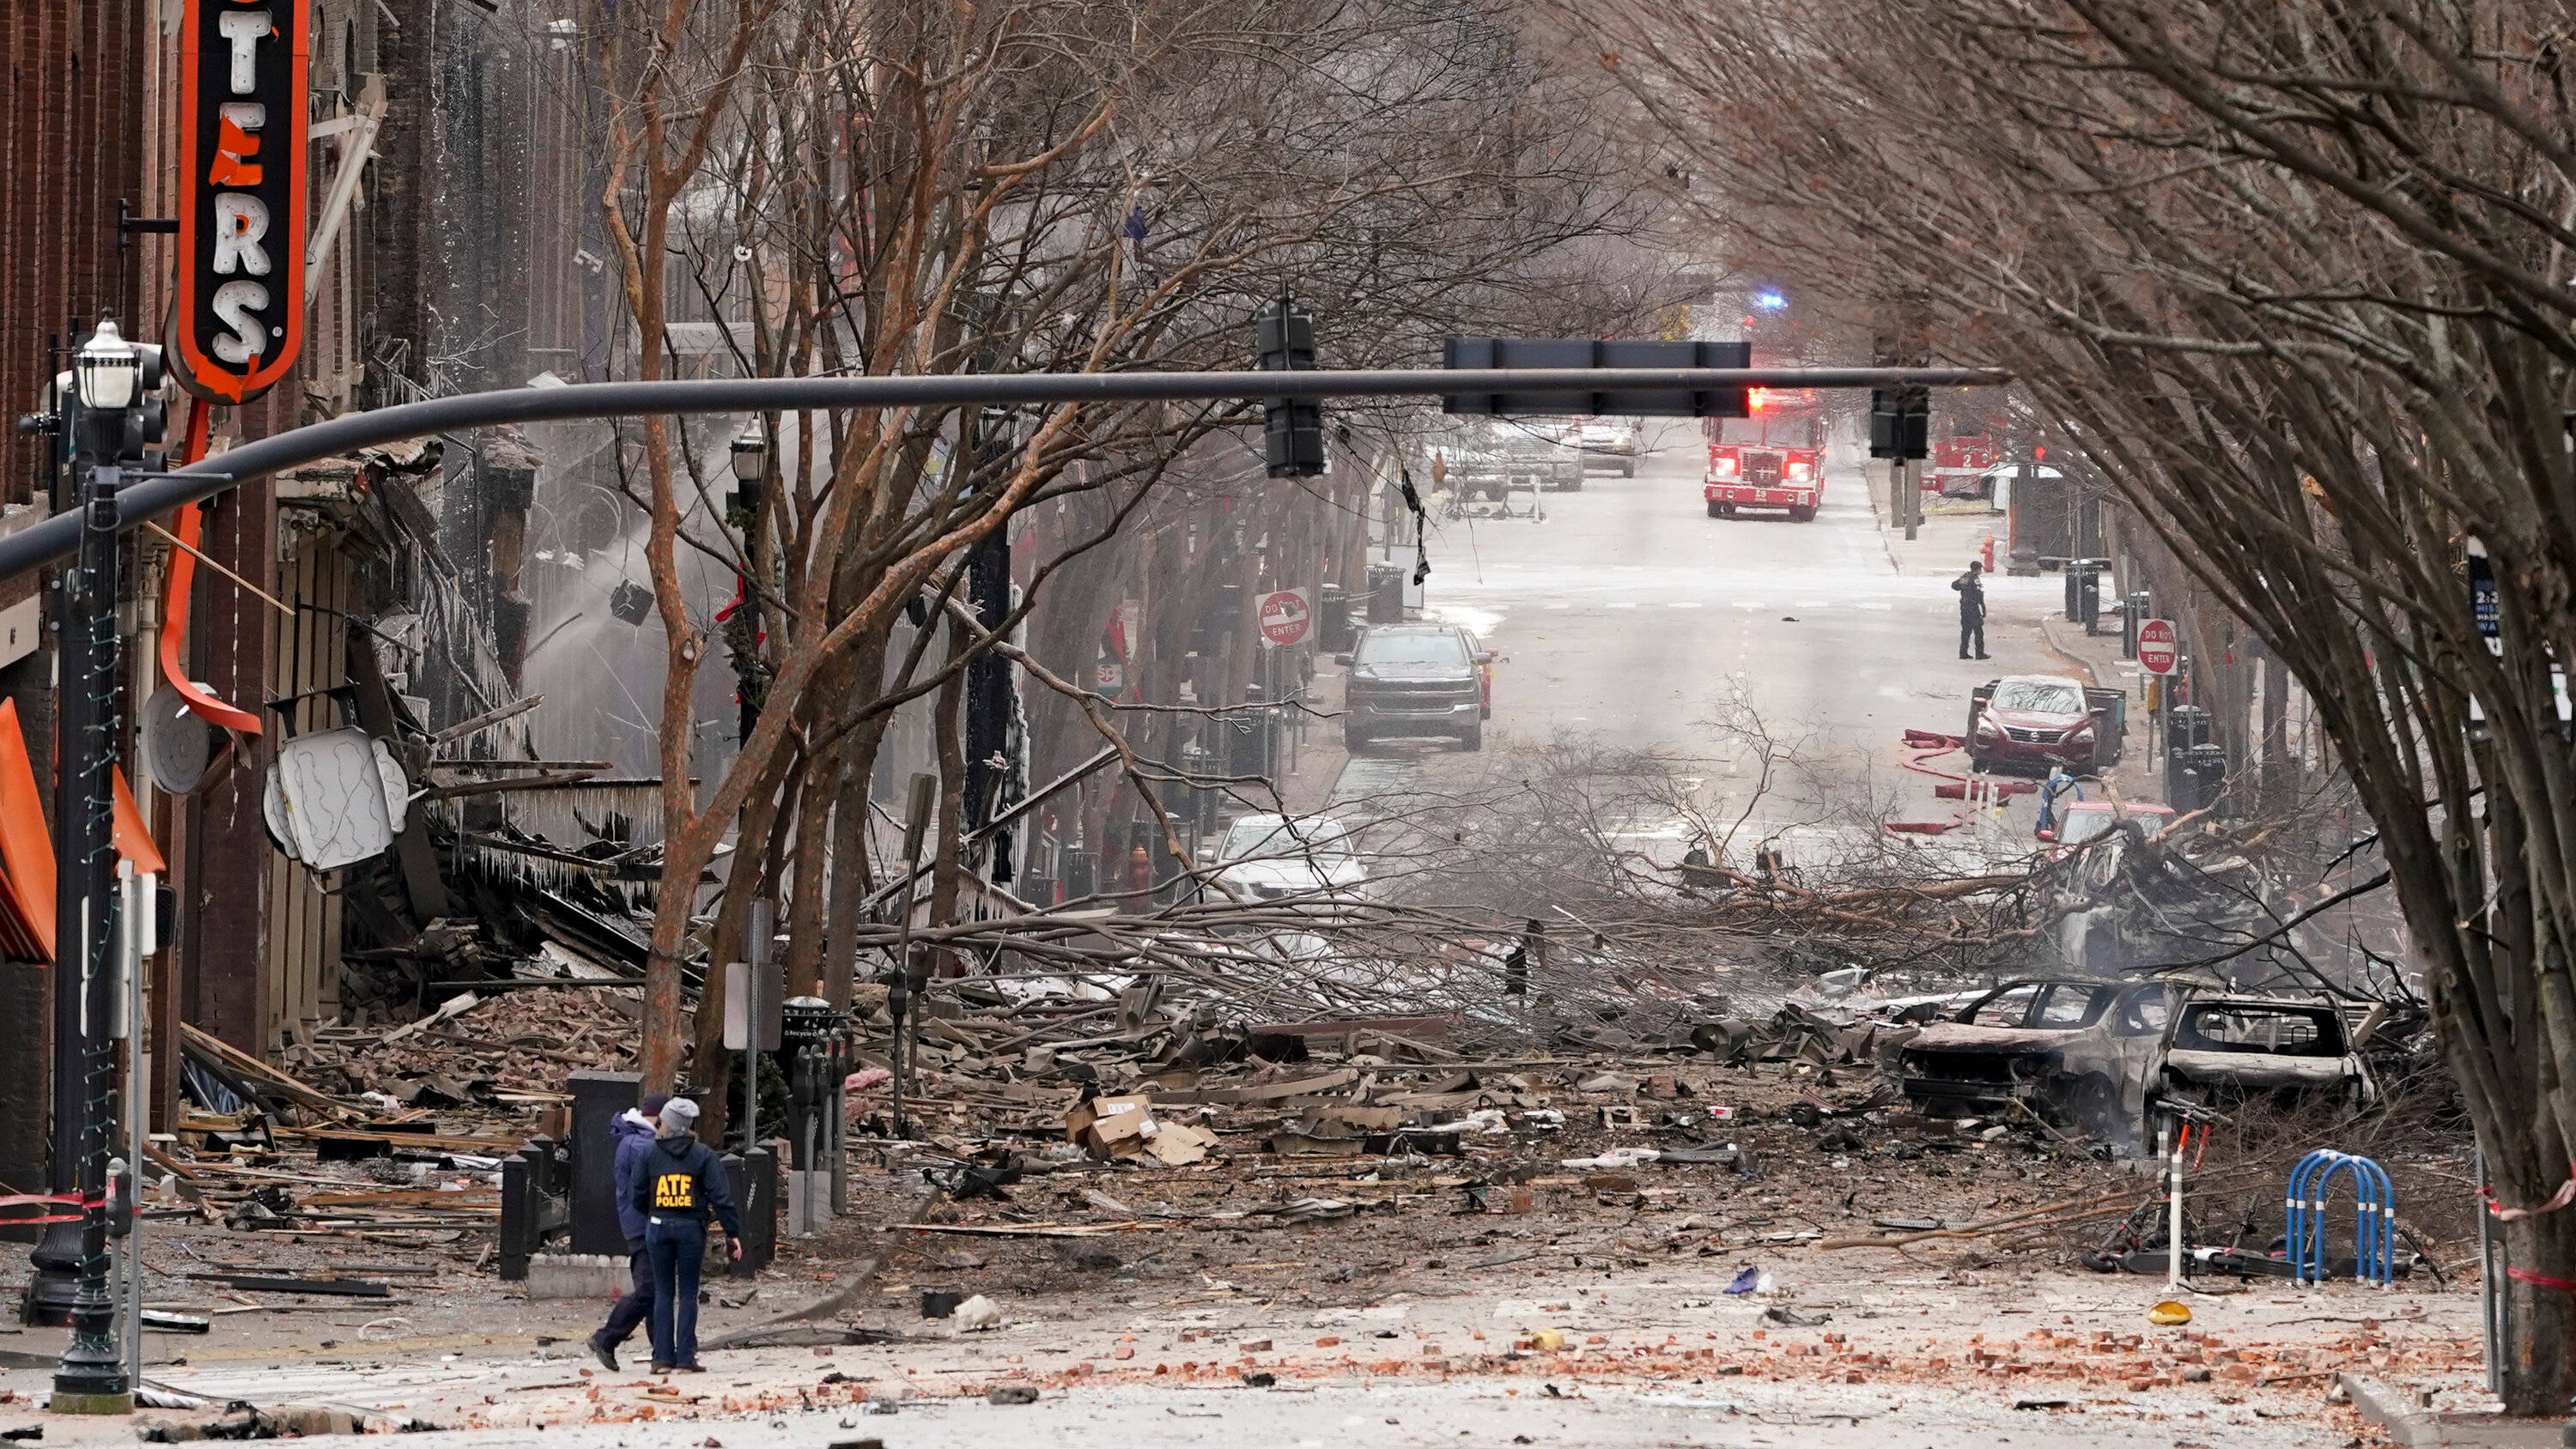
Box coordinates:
[0,1190,103,1226]
[2508,1266,2576,1292]
[2486,1168,2576,1222]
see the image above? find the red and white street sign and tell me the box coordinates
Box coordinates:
[2137,618,2178,676]
[1256,588,1312,648]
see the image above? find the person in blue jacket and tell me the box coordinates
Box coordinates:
[627,1096,744,1372]
[585,1091,667,1372]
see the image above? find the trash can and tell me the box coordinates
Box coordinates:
[1365,561,1405,624]
[2167,741,2227,815]
[2124,591,2149,658]
[2166,702,2210,752]
[1230,684,1274,779]
[2064,558,2106,626]
[1319,583,1351,652]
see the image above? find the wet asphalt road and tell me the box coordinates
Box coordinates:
[1336,425,2066,834]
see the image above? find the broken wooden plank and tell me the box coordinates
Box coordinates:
[179,1023,356,1120]
[273,1125,522,1154]
[1186,1069,1361,1105]
[376,991,483,1047]
[889,1221,1170,1239]
[1248,1015,1458,1039]
[300,1188,500,1209]
[182,1272,392,1297]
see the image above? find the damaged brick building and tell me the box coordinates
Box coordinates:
[0,0,647,1225]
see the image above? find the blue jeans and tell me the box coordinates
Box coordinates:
[595,1237,652,1349]
[644,1218,705,1367]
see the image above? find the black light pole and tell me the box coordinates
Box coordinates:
[26,320,147,1415]
[726,419,768,743]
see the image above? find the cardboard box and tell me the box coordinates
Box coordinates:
[1067,1094,1157,1158]
[1066,1094,1215,1165]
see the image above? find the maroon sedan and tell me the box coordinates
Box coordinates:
[1969,674,2118,774]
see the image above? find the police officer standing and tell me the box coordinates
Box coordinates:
[629,1097,744,1373]
[1953,561,1990,659]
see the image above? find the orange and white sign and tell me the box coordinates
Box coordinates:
[173,0,309,403]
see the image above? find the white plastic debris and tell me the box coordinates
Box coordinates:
[1814,967,1867,997]
[1560,1148,1662,1169]
[952,1294,1004,1331]
[1427,1108,1511,1136]
[1522,1109,1567,1131]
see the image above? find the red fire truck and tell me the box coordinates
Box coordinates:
[1703,387,1824,521]
[1929,422,2001,498]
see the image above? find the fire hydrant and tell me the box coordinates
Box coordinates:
[1981,533,1998,573]
[1125,843,1152,895]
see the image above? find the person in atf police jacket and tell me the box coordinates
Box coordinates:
[626,1096,744,1372]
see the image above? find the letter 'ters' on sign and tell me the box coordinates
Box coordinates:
[174,0,309,403]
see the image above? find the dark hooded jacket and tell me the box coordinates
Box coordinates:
[610,1109,659,1241]
[629,1132,744,1239]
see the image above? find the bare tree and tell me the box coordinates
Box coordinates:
[1564,0,2576,1408]
[571,0,1664,1119]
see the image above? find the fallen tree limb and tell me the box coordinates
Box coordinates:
[695,1181,942,1350]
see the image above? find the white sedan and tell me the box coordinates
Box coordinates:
[1210,813,1369,903]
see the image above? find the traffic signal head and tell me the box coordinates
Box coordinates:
[1257,301,1315,373]
[1265,398,1325,477]
[1869,386,1929,459]
[1256,294,1323,479]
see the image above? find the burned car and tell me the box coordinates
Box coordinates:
[1897,978,2373,1152]
[2160,996,2378,1116]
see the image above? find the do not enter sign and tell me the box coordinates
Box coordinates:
[1257,588,1312,648]
[2137,618,2178,676]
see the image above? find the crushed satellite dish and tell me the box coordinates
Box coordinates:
[266,727,400,870]
[139,684,219,794]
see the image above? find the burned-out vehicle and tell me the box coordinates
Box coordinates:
[1896,978,2374,1153]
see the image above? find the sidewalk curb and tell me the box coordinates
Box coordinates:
[2036,615,2102,689]
[2341,1373,2567,1446]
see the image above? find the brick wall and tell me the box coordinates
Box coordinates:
[1,0,147,509]
[0,0,148,1214]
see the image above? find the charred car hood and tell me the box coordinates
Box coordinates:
[1903,1023,2088,1055]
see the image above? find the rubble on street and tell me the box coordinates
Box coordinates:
[1,937,2481,1444]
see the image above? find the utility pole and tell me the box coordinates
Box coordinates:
[21,319,156,1415]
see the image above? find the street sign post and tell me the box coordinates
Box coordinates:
[1256,588,1312,648]
[2138,618,2178,676]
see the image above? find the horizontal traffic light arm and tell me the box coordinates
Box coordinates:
[0,365,2004,584]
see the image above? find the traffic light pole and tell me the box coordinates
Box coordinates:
[0,366,2003,585]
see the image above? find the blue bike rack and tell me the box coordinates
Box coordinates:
[2285,1149,2395,1286]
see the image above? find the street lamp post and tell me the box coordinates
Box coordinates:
[726,419,769,745]
[728,417,767,503]
[27,319,149,1415]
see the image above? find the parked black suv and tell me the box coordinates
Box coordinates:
[1336,623,1487,752]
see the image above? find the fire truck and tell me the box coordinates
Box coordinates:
[1703,387,1825,521]
[1929,421,2002,498]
